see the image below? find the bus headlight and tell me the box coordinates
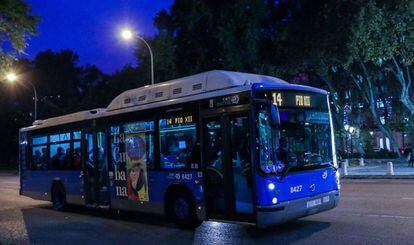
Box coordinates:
[272,197,278,204]
[268,183,275,190]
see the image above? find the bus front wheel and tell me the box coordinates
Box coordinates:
[51,184,67,211]
[169,191,202,229]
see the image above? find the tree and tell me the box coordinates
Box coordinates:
[349,0,414,124]
[269,0,407,156]
[143,0,267,79]
[32,50,84,117]
[264,0,368,154]
[0,0,39,69]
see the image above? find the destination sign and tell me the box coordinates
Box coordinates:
[272,92,311,107]
[262,90,328,110]
[166,115,194,125]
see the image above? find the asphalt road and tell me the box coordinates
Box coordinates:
[1,174,414,245]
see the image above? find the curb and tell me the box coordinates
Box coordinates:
[342,175,414,179]
[0,171,18,176]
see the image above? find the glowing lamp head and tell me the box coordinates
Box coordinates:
[268,183,275,190]
[5,72,17,83]
[121,29,133,40]
[344,124,349,131]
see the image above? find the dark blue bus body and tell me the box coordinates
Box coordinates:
[19,70,339,228]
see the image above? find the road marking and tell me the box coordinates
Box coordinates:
[402,197,414,200]
[351,213,414,220]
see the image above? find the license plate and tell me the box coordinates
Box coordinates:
[307,198,322,208]
[323,196,330,203]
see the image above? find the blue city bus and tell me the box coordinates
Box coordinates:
[19,70,340,228]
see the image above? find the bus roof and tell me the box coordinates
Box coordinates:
[106,70,288,111]
[20,70,327,132]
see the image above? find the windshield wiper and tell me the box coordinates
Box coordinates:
[278,164,295,182]
[326,162,338,172]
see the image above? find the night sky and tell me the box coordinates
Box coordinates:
[25,0,173,74]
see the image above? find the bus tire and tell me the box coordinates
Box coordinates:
[169,191,202,229]
[51,183,67,211]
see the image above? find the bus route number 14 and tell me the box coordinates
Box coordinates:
[272,92,283,106]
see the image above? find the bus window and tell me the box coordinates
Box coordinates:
[32,136,47,145]
[97,131,108,190]
[50,132,71,143]
[73,131,82,140]
[48,132,72,170]
[258,110,278,174]
[73,141,82,170]
[204,119,225,213]
[32,145,48,170]
[31,135,48,170]
[50,143,70,170]
[230,116,253,213]
[159,116,198,170]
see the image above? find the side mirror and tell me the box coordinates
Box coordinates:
[270,104,280,126]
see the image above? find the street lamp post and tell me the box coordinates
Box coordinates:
[349,126,355,157]
[5,72,38,121]
[27,80,38,121]
[121,29,154,86]
[344,124,350,159]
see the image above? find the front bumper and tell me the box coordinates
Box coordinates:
[256,190,339,228]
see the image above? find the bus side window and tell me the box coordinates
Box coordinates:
[49,143,70,170]
[73,141,82,170]
[31,136,48,170]
[159,117,198,170]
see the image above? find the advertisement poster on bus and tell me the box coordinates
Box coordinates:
[125,133,149,202]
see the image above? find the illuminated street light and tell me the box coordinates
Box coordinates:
[344,124,349,131]
[120,28,154,86]
[4,72,38,121]
[121,29,133,40]
[5,72,18,83]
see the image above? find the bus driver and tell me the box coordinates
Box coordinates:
[276,137,295,167]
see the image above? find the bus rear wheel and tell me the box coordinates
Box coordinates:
[169,191,202,229]
[52,184,67,211]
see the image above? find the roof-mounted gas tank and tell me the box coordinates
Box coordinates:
[106,70,288,111]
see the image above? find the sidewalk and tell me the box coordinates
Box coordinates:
[0,171,18,176]
[341,158,414,179]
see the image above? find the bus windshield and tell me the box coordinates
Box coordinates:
[257,94,333,174]
[278,109,333,170]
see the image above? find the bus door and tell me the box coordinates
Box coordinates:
[202,112,254,221]
[83,129,109,206]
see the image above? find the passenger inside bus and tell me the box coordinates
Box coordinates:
[33,150,42,169]
[51,147,67,170]
[40,148,48,169]
[73,147,82,170]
